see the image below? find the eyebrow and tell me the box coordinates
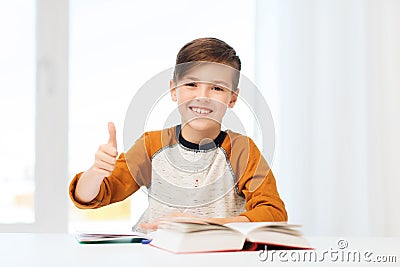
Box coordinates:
[182,76,231,88]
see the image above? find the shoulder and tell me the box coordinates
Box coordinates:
[221,129,259,155]
[125,126,179,169]
[141,126,179,157]
[220,130,264,181]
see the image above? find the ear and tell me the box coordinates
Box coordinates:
[228,88,239,108]
[170,80,177,102]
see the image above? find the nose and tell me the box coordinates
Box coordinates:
[195,83,210,100]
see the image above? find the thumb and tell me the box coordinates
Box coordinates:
[107,122,117,149]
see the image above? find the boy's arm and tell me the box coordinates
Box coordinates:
[72,122,119,204]
[69,131,152,209]
[69,153,140,209]
[238,169,288,222]
[211,151,287,224]
[232,136,288,222]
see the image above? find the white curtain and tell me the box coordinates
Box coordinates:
[255,0,400,236]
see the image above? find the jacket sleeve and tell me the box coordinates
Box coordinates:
[229,135,288,222]
[69,133,152,209]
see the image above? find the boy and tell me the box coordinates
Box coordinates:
[69,37,287,232]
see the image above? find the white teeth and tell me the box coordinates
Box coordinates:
[192,107,211,114]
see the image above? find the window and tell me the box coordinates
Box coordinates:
[0,0,36,224]
[1,0,69,233]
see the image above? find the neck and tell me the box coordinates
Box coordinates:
[180,124,221,144]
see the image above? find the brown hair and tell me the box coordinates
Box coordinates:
[173,37,241,90]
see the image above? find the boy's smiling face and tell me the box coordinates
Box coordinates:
[170,63,239,140]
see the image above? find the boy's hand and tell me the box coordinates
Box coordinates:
[74,122,118,203]
[90,122,118,178]
[140,212,196,231]
[139,214,250,231]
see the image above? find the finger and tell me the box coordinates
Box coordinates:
[96,149,117,165]
[100,154,117,165]
[92,167,112,178]
[98,144,117,157]
[95,159,115,172]
[139,223,159,231]
[94,159,115,172]
[107,122,117,149]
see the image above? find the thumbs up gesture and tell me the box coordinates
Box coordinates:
[92,122,118,178]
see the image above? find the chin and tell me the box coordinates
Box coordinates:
[184,118,221,132]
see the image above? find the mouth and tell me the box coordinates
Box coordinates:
[189,106,213,116]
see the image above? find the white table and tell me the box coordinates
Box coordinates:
[1,234,399,267]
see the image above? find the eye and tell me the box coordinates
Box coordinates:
[212,86,224,91]
[185,82,197,87]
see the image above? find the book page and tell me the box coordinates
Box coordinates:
[224,222,301,236]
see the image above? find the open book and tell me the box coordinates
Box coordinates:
[149,218,311,253]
